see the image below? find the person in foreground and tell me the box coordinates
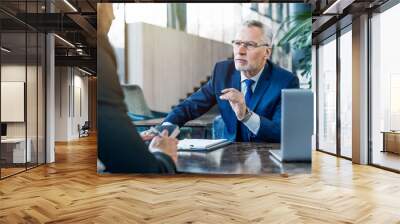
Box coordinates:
[97,4,178,173]
[164,20,299,143]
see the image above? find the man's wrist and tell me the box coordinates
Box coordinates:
[239,107,252,122]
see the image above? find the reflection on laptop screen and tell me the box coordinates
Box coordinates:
[1,123,7,137]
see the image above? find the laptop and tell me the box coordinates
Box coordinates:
[269,89,314,162]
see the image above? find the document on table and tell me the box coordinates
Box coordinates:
[177,139,231,151]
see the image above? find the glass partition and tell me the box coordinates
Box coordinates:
[38,32,45,165]
[0,0,46,179]
[317,36,337,155]
[1,30,28,177]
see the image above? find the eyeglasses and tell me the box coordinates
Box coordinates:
[231,40,269,50]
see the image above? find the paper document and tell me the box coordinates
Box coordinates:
[178,139,231,151]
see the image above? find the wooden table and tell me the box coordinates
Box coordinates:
[381,131,400,154]
[176,142,311,175]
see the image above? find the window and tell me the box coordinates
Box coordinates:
[317,36,337,154]
[109,3,126,83]
[339,28,352,158]
[186,3,242,43]
[125,3,168,27]
[370,3,400,171]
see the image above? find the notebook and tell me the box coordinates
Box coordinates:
[178,139,231,151]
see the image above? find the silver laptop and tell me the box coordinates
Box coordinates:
[270,89,314,162]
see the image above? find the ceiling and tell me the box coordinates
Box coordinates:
[310,0,390,43]
[0,0,394,75]
[0,0,98,74]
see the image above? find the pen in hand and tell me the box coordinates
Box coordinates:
[140,128,166,141]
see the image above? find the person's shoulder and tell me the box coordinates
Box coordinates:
[215,59,235,68]
[211,59,236,79]
[268,61,299,88]
[270,61,296,80]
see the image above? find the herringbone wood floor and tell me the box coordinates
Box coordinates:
[1,135,400,224]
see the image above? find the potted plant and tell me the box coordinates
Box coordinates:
[275,11,312,88]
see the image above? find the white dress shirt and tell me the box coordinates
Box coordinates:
[240,66,264,135]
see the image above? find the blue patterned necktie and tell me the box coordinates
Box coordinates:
[238,79,255,142]
[244,79,255,105]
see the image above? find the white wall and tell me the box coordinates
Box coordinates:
[54,67,89,141]
[1,64,46,164]
[72,74,89,138]
[55,67,68,141]
[1,65,27,142]
[126,22,232,112]
[1,65,38,138]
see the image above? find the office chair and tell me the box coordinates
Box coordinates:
[121,84,167,121]
[212,115,226,139]
[79,121,90,138]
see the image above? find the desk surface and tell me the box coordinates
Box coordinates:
[134,114,217,127]
[1,138,27,143]
[176,142,311,175]
[381,131,400,135]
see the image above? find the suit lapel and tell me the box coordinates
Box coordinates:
[232,69,241,91]
[229,68,242,136]
[249,61,272,111]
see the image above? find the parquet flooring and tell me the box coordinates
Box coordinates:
[1,167,26,178]
[1,135,400,223]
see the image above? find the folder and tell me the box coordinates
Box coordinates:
[177,139,231,151]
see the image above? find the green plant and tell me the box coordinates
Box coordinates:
[275,12,312,84]
[168,3,186,31]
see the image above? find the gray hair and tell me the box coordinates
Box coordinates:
[241,20,272,46]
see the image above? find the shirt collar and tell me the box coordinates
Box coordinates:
[240,65,265,84]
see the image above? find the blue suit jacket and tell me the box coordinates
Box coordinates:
[164,59,299,143]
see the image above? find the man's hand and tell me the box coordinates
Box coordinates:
[219,88,247,120]
[140,130,155,141]
[149,130,178,163]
